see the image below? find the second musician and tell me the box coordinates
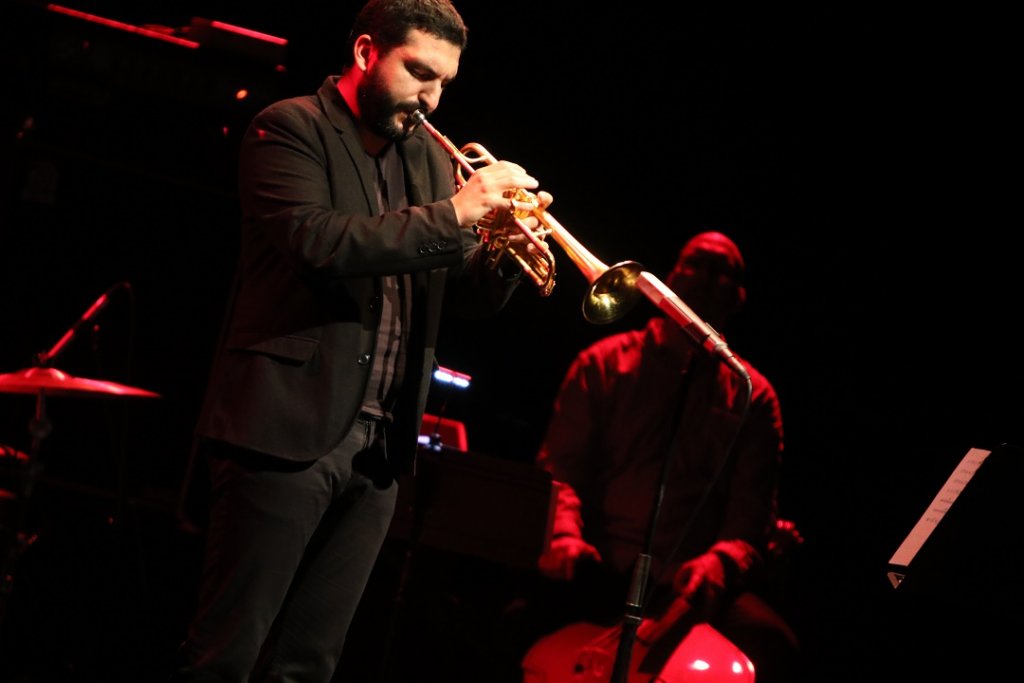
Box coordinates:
[499,232,801,683]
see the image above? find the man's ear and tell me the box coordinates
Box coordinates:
[354,34,373,72]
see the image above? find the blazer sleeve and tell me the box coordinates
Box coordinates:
[238,99,468,281]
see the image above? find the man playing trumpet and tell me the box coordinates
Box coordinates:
[171,1,550,681]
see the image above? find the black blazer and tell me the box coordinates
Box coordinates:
[195,76,520,472]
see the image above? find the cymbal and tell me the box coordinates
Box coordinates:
[0,367,160,398]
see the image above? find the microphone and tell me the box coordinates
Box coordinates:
[635,272,750,380]
[36,281,131,367]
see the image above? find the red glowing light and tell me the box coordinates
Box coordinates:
[46,4,200,48]
[209,21,287,46]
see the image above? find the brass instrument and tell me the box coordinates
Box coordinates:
[410,110,643,324]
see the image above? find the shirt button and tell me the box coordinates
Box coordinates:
[357,353,371,365]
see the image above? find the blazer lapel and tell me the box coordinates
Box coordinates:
[317,76,378,215]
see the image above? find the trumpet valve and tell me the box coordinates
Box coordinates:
[506,188,540,218]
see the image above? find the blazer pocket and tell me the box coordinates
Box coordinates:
[227,334,319,365]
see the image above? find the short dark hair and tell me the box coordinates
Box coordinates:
[345,0,469,66]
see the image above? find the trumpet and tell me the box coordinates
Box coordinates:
[410,110,643,324]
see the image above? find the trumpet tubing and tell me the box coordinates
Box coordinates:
[411,110,643,324]
[411,111,555,293]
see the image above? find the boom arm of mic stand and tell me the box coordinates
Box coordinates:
[635,272,750,381]
[35,281,131,367]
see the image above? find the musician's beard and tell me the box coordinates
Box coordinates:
[358,68,416,142]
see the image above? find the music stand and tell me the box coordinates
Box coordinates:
[887,442,1023,616]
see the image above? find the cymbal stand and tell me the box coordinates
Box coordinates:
[0,282,127,626]
[0,390,52,628]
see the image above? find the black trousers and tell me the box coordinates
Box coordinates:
[174,417,397,683]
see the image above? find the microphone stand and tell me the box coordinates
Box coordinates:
[380,377,458,681]
[634,273,749,382]
[610,366,694,683]
[33,282,124,370]
[609,270,751,683]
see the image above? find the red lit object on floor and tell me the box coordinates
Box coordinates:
[522,621,754,682]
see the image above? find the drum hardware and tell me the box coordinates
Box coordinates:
[0,282,159,626]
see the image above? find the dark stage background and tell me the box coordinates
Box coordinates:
[1,2,1019,681]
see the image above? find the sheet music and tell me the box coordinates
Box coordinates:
[886,447,992,588]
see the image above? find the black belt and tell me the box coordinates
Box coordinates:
[358,411,391,426]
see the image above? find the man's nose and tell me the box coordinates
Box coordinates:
[420,83,443,113]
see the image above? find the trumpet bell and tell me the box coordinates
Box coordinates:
[584,260,645,324]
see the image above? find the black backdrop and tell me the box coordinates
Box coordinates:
[1,2,1020,681]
